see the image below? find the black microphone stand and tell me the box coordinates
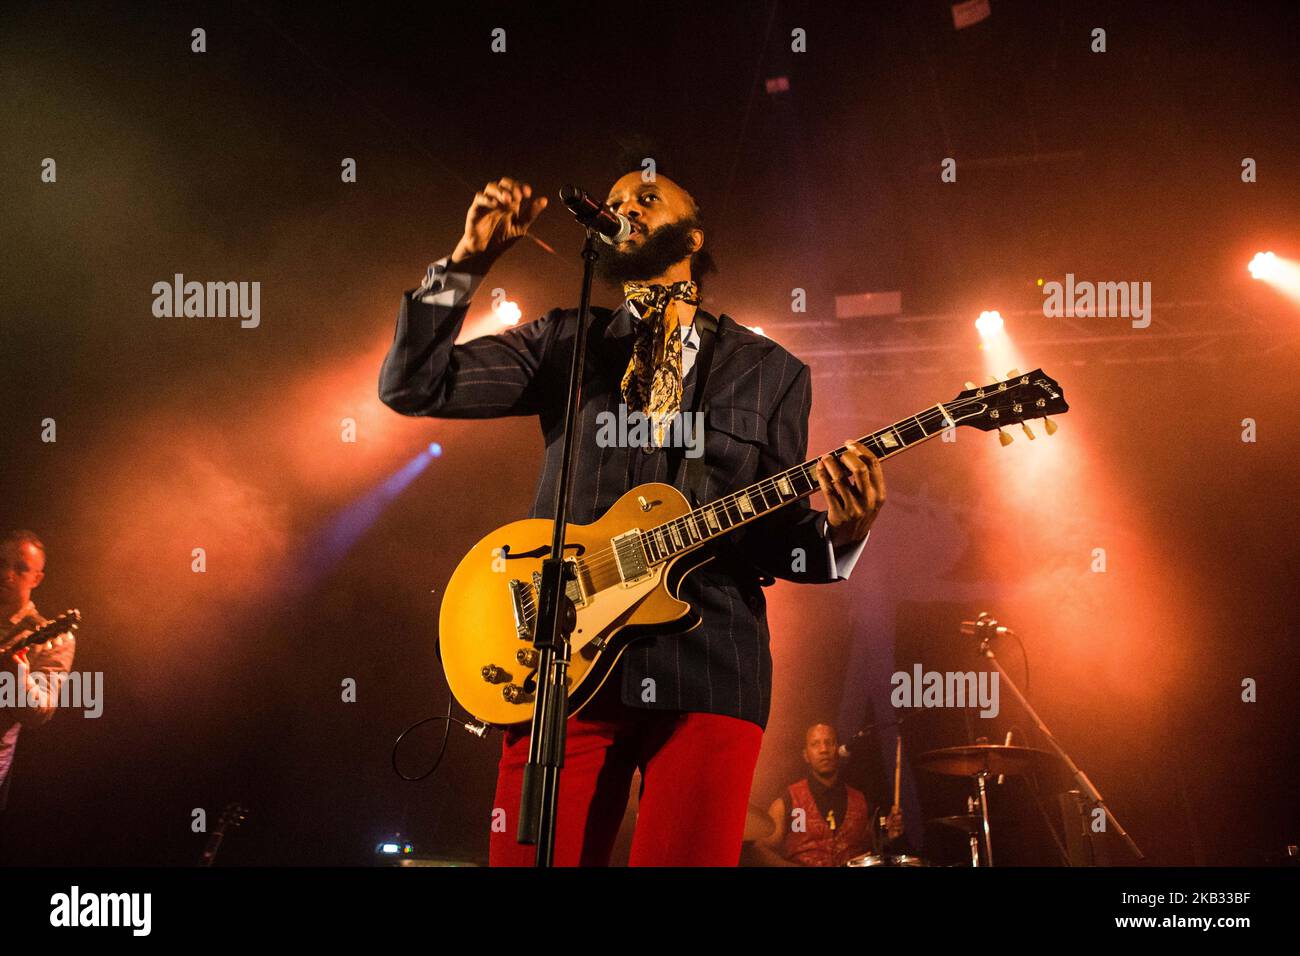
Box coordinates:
[516,226,601,865]
[969,614,1145,862]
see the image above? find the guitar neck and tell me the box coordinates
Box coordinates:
[0,611,81,656]
[638,402,958,565]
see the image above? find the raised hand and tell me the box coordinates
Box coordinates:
[450,177,548,271]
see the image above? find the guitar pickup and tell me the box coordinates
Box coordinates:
[564,556,588,607]
[612,529,651,585]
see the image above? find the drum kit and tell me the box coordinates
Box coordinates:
[746,614,1144,867]
[839,613,1143,867]
[842,741,1059,867]
[842,738,1055,868]
[741,738,1060,867]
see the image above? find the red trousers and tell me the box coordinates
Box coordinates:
[488,679,763,867]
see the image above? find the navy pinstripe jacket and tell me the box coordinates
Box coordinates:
[380,279,851,729]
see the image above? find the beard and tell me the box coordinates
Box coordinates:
[594,217,702,286]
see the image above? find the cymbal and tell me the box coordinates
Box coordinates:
[913,743,1057,778]
[743,805,776,843]
[929,814,982,834]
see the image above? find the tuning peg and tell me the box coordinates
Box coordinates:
[1044,417,1059,436]
[964,381,977,390]
[988,375,1001,385]
[1021,422,1036,440]
[997,429,1013,447]
[1006,368,1021,378]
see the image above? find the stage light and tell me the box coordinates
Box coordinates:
[285,445,438,597]
[1248,251,1277,280]
[975,310,1005,337]
[1247,251,1300,305]
[495,300,522,326]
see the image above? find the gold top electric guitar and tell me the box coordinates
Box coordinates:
[439,369,1068,726]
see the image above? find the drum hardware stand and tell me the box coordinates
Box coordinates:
[974,768,994,866]
[963,612,1145,862]
[960,797,981,867]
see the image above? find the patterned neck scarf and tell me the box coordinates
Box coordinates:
[619,280,701,445]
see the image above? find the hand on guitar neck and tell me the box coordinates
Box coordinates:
[816,439,886,549]
[2,613,44,670]
[2,610,79,674]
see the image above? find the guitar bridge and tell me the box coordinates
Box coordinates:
[517,561,588,629]
[508,578,535,640]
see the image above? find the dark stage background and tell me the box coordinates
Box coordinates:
[1,0,1297,866]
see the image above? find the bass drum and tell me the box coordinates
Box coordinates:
[845,853,928,867]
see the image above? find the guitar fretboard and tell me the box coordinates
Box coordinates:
[637,401,967,565]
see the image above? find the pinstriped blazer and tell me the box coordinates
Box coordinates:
[380,288,844,729]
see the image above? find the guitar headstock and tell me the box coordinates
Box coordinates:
[2,608,80,655]
[947,368,1068,440]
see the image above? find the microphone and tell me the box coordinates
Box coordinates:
[960,611,1016,641]
[837,718,902,757]
[559,184,633,244]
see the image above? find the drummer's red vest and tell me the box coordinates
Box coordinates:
[782,777,871,867]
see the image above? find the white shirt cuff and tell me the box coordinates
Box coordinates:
[416,256,485,306]
[821,517,870,581]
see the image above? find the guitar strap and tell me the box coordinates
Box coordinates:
[671,310,722,505]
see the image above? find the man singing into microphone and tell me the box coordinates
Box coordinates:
[379,161,886,866]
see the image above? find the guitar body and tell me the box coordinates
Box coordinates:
[439,482,712,727]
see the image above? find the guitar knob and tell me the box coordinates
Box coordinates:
[1044,417,1059,436]
[998,429,1014,447]
[1006,368,1020,378]
[480,664,510,684]
[1021,422,1036,440]
[964,381,977,390]
[502,684,527,704]
[516,648,539,667]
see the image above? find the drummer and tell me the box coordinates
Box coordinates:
[753,722,904,867]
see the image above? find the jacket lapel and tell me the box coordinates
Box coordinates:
[693,312,765,406]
